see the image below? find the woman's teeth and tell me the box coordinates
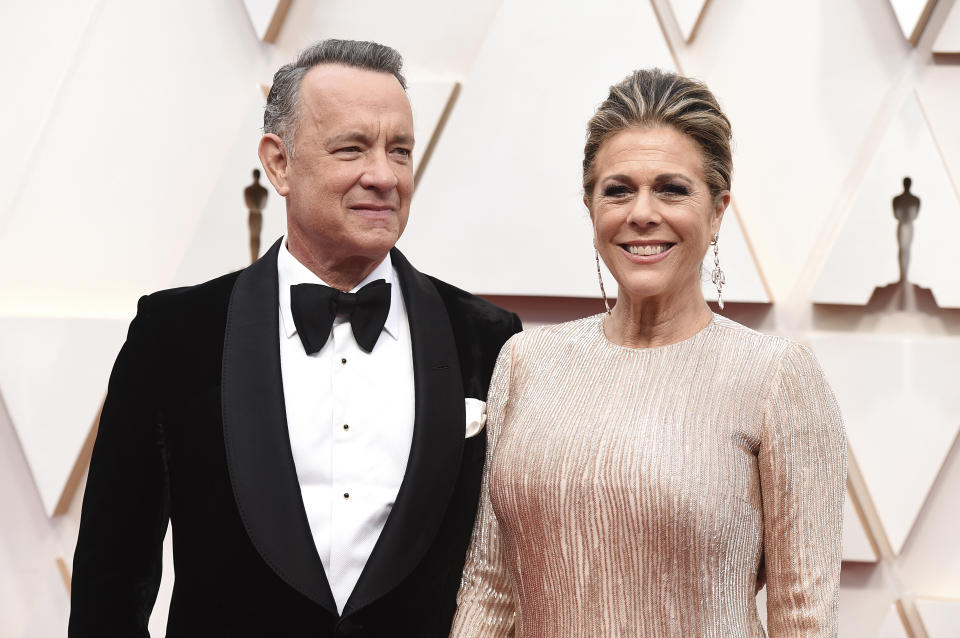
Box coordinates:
[626,244,672,256]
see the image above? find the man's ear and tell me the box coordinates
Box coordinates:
[258,134,291,197]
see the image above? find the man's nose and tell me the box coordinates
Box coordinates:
[359,150,399,191]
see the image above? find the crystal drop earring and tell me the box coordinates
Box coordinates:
[710,234,726,310]
[594,246,611,315]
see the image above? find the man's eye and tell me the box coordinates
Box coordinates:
[337,146,361,154]
[393,148,412,157]
[603,184,629,197]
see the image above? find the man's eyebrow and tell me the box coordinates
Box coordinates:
[391,133,415,146]
[327,131,371,146]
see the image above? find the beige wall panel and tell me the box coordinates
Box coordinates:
[916,598,960,637]
[0,401,70,636]
[241,0,291,43]
[916,68,960,195]
[678,0,908,301]
[888,0,938,44]
[169,95,286,287]
[877,602,913,638]
[0,0,100,228]
[0,0,266,318]
[810,334,960,555]
[265,0,504,83]
[836,572,900,638]
[408,81,459,179]
[898,431,960,598]
[666,0,711,41]
[843,490,880,562]
[399,0,678,297]
[812,93,960,307]
[932,1,960,53]
[0,318,127,516]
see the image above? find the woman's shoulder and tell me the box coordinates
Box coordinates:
[711,314,805,356]
[709,314,827,382]
[509,314,603,348]
[498,314,604,366]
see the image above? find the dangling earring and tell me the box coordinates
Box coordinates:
[594,247,611,315]
[710,234,726,310]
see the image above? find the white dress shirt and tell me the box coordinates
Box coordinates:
[277,239,415,612]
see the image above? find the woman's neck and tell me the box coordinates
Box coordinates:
[604,286,713,349]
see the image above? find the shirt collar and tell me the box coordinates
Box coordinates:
[277,237,401,342]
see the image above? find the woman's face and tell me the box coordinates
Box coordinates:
[587,126,727,306]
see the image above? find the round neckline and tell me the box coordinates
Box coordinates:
[594,311,718,353]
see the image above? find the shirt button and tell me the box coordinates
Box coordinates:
[341,357,347,365]
[343,424,349,431]
[343,492,350,500]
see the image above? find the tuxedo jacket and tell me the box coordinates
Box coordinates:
[69,240,521,637]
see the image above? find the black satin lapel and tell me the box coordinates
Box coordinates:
[343,248,465,614]
[222,237,336,614]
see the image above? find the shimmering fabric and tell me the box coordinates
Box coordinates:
[451,314,846,638]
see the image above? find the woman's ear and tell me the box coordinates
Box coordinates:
[711,190,730,237]
[258,134,291,197]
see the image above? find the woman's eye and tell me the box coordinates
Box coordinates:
[603,184,630,197]
[661,183,689,196]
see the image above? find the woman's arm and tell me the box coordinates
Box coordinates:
[759,342,847,637]
[449,336,518,638]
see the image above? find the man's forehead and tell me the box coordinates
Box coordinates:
[301,63,408,104]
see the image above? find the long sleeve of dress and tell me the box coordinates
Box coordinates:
[450,337,518,637]
[759,343,847,637]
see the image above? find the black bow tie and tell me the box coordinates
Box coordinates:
[290,280,392,354]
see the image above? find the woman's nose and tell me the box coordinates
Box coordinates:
[626,190,662,226]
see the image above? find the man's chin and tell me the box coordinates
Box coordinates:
[347,234,401,263]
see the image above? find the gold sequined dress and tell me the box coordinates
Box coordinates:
[451,314,846,638]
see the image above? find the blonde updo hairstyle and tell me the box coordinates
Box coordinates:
[583,68,732,205]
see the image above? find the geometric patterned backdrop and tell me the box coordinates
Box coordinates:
[1,1,959,637]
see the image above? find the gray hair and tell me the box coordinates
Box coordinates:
[583,68,732,202]
[263,39,407,156]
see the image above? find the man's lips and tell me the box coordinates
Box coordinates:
[350,204,395,212]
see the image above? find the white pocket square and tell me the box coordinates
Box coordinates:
[464,398,487,438]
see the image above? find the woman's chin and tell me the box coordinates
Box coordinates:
[612,280,670,304]
[612,278,701,307]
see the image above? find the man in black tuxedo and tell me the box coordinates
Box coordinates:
[69,39,520,637]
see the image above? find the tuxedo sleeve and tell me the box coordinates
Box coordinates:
[450,335,518,637]
[69,295,170,637]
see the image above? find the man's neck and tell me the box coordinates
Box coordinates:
[285,236,387,292]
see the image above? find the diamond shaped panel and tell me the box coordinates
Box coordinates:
[0,317,128,515]
[812,92,960,307]
[810,333,960,555]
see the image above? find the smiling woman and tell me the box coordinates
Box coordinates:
[451,69,848,638]
[588,125,727,337]
[582,68,732,347]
